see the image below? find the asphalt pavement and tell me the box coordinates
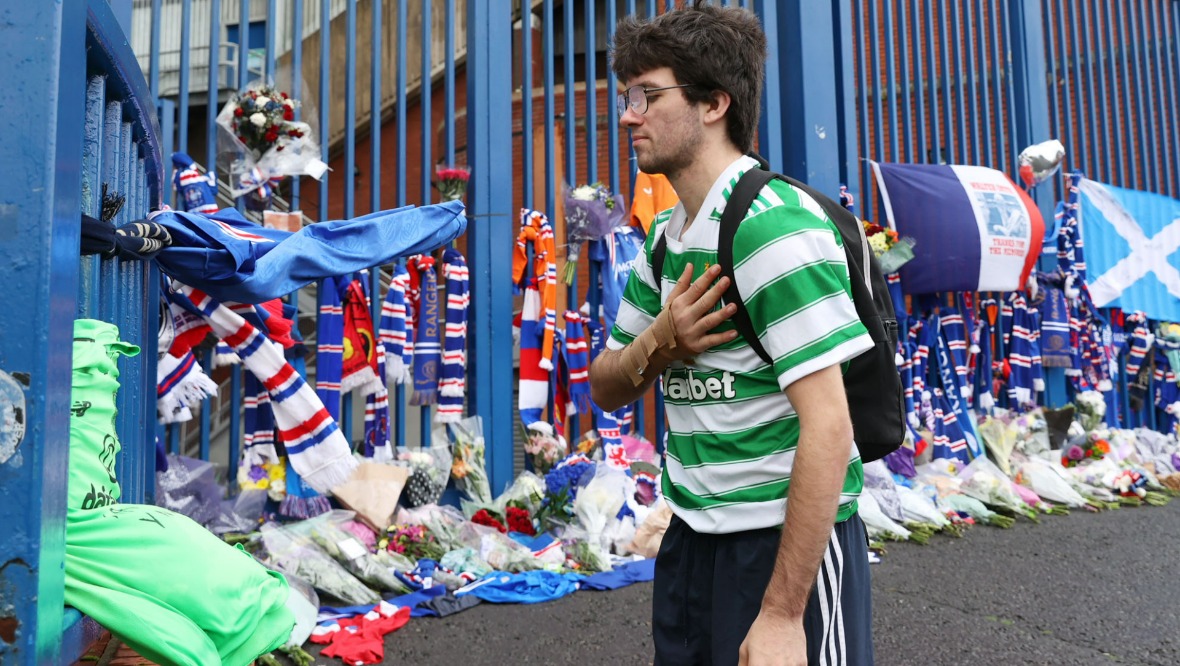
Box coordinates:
[308,501,1180,665]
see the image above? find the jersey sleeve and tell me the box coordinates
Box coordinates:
[607,215,667,350]
[731,185,873,391]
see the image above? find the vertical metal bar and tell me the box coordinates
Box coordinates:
[988,0,1005,169]
[342,0,358,446]
[586,0,597,183]
[81,78,105,318]
[1098,0,1123,186]
[854,2,871,197]
[564,0,576,186]
[1157,0,1180,197]
[869,1,886,165]
[882,0,899,162]
[754,0,783,170]
[901,0,918,164]
[1043,0,1064,174]
[467,0,517,494]
[229,364,241,490]
[445,0,456,164]
[1065,0,1090,175]
[178,0,191,154]
[923,0,941,165]
[371,0,383,215]
[345,0,357,220]
[522,0,535,209]
[150,0,162,98]
[964,0,982,165]
[207,0,221,169]
[607,0,620,196]
[199,351,212,460]
[1000,2,1020,177]
[290,0,303,209]
[947,0,967,163]
[545,0,556,217]
[421,0,434,447]
[1085,0,1112,185]
[974,0,993,167]
[319,0,330,221]
[1112,1,1139,188]
[1080,1,1102,179]
[239,0,250,88]
[1130,2,1159,194]
[266,0,277,80]
[647,0,655,20]
[395,0,408,448]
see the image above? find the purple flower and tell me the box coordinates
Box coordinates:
[248,465,267,481]
[1066,445,1085,461]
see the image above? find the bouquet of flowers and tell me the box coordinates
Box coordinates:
[1061,433,1111,468]
[396,446,453,507]
[561,182,625,284]
[1074,391,1107,432]
[215,82,327,202]
[237,459,287,503]
[523,422,567,476]
[863,220,916,274]
[384,523,447,562]
[435,164,471,201]
[448,417,492,506]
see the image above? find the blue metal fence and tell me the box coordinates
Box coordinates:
[7,0,1180,660]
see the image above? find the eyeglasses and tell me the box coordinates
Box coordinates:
[616,84,694,116]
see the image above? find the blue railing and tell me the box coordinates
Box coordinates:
[6,0,1180,660]
[0,1,163,662]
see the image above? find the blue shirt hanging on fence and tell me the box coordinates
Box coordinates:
[151,201,466,304]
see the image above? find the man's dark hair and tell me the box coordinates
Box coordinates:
[610,2,767,152]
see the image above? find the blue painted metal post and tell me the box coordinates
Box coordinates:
[290,0,303,210]
[1007,0,1065,407]
[467,0,516,494]
[342,0,357,446]
[394,0,408,448]
[753,0,783,171]
[208,0,222,168]
[420,0,434,447]
[239,0,250,89]
[0,2,85,660]
[832,0,860,202]
[771,1,842,194]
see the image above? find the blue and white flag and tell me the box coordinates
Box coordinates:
[1076,178,1180,322]
[152,200,467,304]
[871,162,1044,294]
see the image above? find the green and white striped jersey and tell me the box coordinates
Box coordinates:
[607,155,873,534]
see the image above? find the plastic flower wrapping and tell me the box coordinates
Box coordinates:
[523,421,567,476]
[448,417,493,509]
[561,182,625,284]
[435,164,471,201]
[215,82,328,202]
[259,521,380,606]
[1074,391,1108,432]
[862,219,916,274]
[396,445,453,507]
[286,510,412,595]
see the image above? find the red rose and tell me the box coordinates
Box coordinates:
[472,509,507,533]
[283,108,294,121]
[506,507,536,536]
[234,107,244,117]
[281,92,288,99]
[289,129,302,138]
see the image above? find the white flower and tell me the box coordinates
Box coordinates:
[571,185,598,201]
[255,96,271,107]
[284,98,296,108]
[250,112,267,127]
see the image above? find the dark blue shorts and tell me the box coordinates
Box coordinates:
[652,513,874,666]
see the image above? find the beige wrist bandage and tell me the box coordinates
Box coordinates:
[621,308,678,387]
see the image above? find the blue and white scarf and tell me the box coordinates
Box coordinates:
[436,248,470,423]
[379,264,413,385]
[408,255,441,406]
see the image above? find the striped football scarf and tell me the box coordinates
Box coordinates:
[408,255,440,406]
[436,248,470,424]
[340,278,382,395]
[361,274,393,460]
[156,350,218,424]
[242,369,278,467]
[562,311,591,415]
[516,280,549,428]
[379,264,413,385]
[179,284,357,493]
[316,276,345,421]
[511,209,557,370]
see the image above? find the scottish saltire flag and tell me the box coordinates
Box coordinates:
[1076,179,1180,322]
[871,162,1044,294]
[152,200,466,304]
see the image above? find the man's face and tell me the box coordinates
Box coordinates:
[619,67,703,177]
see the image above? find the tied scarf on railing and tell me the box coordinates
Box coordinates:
[407,255,441,406]
[436,248,470,423]
[179,284,357,493]
[379,264,413,385]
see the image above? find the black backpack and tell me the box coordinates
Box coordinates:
[651,157,906,462]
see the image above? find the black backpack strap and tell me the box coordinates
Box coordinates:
[717,167,778,366]
[651,232,667,296]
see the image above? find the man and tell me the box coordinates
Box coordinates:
[590,4,874,665]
